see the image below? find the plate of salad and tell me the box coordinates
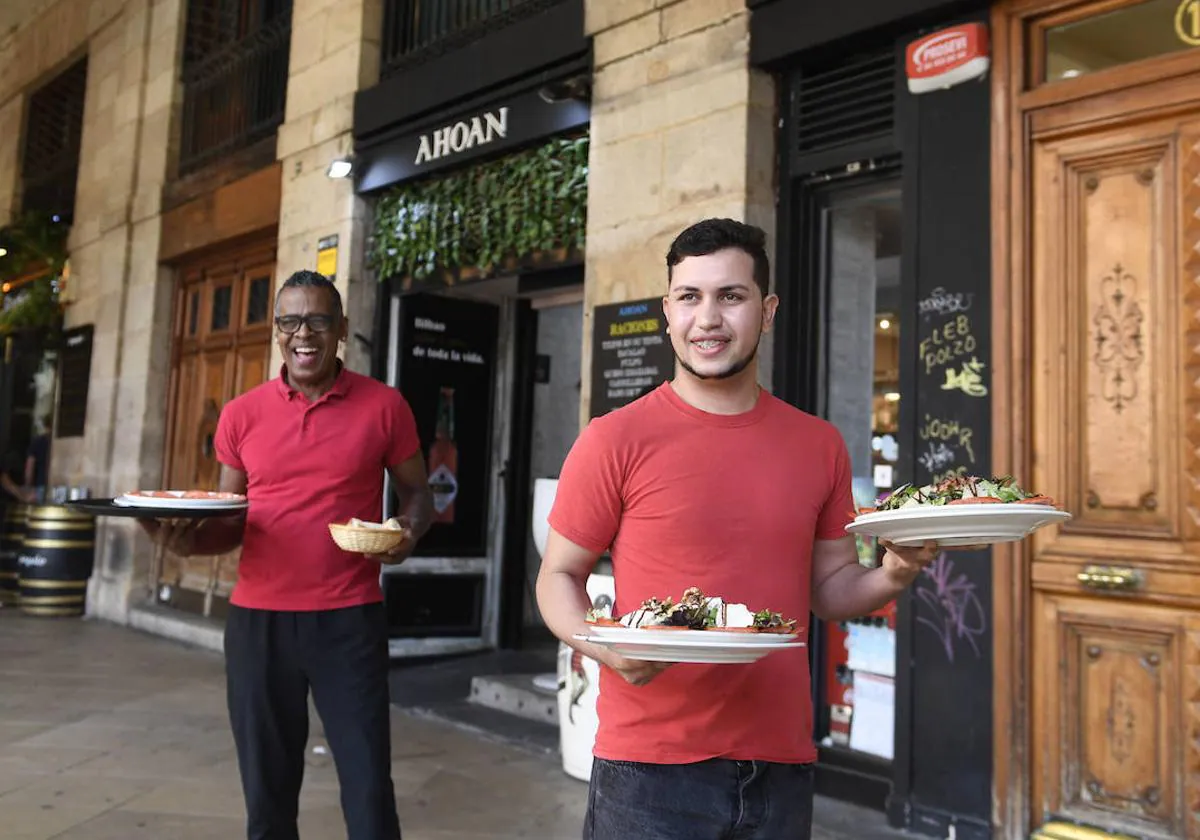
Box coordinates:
[845,475,1072,547]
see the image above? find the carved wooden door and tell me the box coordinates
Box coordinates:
[1028,80,1200,840]
[160,242,275,616]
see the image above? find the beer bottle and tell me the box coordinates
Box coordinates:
[428,387,458,524]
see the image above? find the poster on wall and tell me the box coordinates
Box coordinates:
[589,297,675,418]
[395,294,498,557]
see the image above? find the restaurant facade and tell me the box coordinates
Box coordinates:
[3,0,1199,838]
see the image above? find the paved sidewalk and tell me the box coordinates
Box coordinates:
[0,610,913,840]
[0,612,585,839]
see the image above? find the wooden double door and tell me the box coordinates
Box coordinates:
[1018,63,1200,840]
[159,238,276,615]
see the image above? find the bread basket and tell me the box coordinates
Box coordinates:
[328,523,408,554]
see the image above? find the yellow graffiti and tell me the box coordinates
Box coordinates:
[941,357,988,397]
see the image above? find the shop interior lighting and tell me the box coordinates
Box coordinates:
[878,318,891,330]
[0,247,7,257]
[327,157,353,179]
[884,392,901,402]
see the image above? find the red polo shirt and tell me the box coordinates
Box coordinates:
[214,366,420,611]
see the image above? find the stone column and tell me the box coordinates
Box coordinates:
[579,0,777,424]
[274,0,383,375]
[8,0,188,622]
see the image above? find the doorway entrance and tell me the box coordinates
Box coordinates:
[786,166,906,808]
[157,235,276,618]
[381,269,584,658]
[994,2,1200,837]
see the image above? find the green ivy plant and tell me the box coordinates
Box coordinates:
[0,211,69,337]
[370,135,588,285]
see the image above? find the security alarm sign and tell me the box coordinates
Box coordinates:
[905,23,990,94]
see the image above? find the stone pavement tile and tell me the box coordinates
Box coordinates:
[0,745,108,774]
[0,774,155,839]
[0,721,59,747]
[62,742,231,781]
[40,808,245,840]
[118,776,344,820]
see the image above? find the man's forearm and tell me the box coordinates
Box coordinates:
[536,570,622,667]
[812,563,914,622]
[190,514,247,556]
[398,485,435,541]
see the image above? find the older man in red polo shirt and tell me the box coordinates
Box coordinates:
[144,270,433,840]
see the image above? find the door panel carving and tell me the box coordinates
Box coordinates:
[1034,594,1186,839]
[1033,126,1180,550]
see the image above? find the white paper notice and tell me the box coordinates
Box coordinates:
[849,673,895,760]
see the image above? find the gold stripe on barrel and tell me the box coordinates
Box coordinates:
[21,605,83,617]
[19,578,87,590]
[24,520,95,531]
[25,506,92,521]
[19,594,85,606]
[22,538,98,550]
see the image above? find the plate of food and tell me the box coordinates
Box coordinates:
[573,587,805,664]
[845,475,1072,548]
[112,490,248,511]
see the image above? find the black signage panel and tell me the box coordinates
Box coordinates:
[356,89,590,193]
[394,294,498,557]
[55,325,93,438]
[897,27,993,836]
[589,297,675,419]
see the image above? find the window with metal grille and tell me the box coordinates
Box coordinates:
[381,0,564,78]
[21,57,88,222]
[792,49,895,155]
[178,0,292,176]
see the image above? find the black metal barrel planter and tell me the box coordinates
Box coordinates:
[0,503,27,607]
[17,505,96,618]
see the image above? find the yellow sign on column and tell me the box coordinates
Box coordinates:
[316,234,338,281]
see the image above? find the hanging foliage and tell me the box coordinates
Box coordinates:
[0,211,70,337]
[369,134,588,285]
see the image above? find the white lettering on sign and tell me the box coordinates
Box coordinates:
[415,108,509,165]
[414,317,446,332]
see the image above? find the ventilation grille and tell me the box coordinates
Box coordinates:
[793,48,895,155]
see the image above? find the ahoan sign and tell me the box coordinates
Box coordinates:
[415,108,509,166]
[905,23,990,95]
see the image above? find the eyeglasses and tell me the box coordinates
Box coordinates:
[275,314,336,334]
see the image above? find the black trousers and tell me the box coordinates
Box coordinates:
[224,603,401,840]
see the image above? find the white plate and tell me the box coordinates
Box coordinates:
[845,503,1072,547]
[114,492,248,511]
[573,633,805,664]
[585,624,800,646]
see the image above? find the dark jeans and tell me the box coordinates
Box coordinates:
[585,757,815,840]
[224,603,401,840]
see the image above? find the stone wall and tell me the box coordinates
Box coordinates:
[273,0,383,375]
[580,0,777,424]
[0,0,185,623]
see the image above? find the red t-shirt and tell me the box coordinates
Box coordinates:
[548,383,854,764]
[214,366,420,611]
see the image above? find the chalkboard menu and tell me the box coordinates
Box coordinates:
[898,40,993,837]
[589,297,674,418]
[395,294,498,557]
[55,325,93,438]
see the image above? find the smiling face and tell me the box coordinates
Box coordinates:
[663,247,778,383]
[275,285,347,394]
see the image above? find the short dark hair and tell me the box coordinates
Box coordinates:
[666,218,771,296]
[276,270,343,322]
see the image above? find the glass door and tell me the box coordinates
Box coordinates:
[803,171,904,802]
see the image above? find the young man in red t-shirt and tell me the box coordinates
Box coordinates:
[142,271,434,840]
[537,219,937,839]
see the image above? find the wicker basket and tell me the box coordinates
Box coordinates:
[328,523,408,554]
